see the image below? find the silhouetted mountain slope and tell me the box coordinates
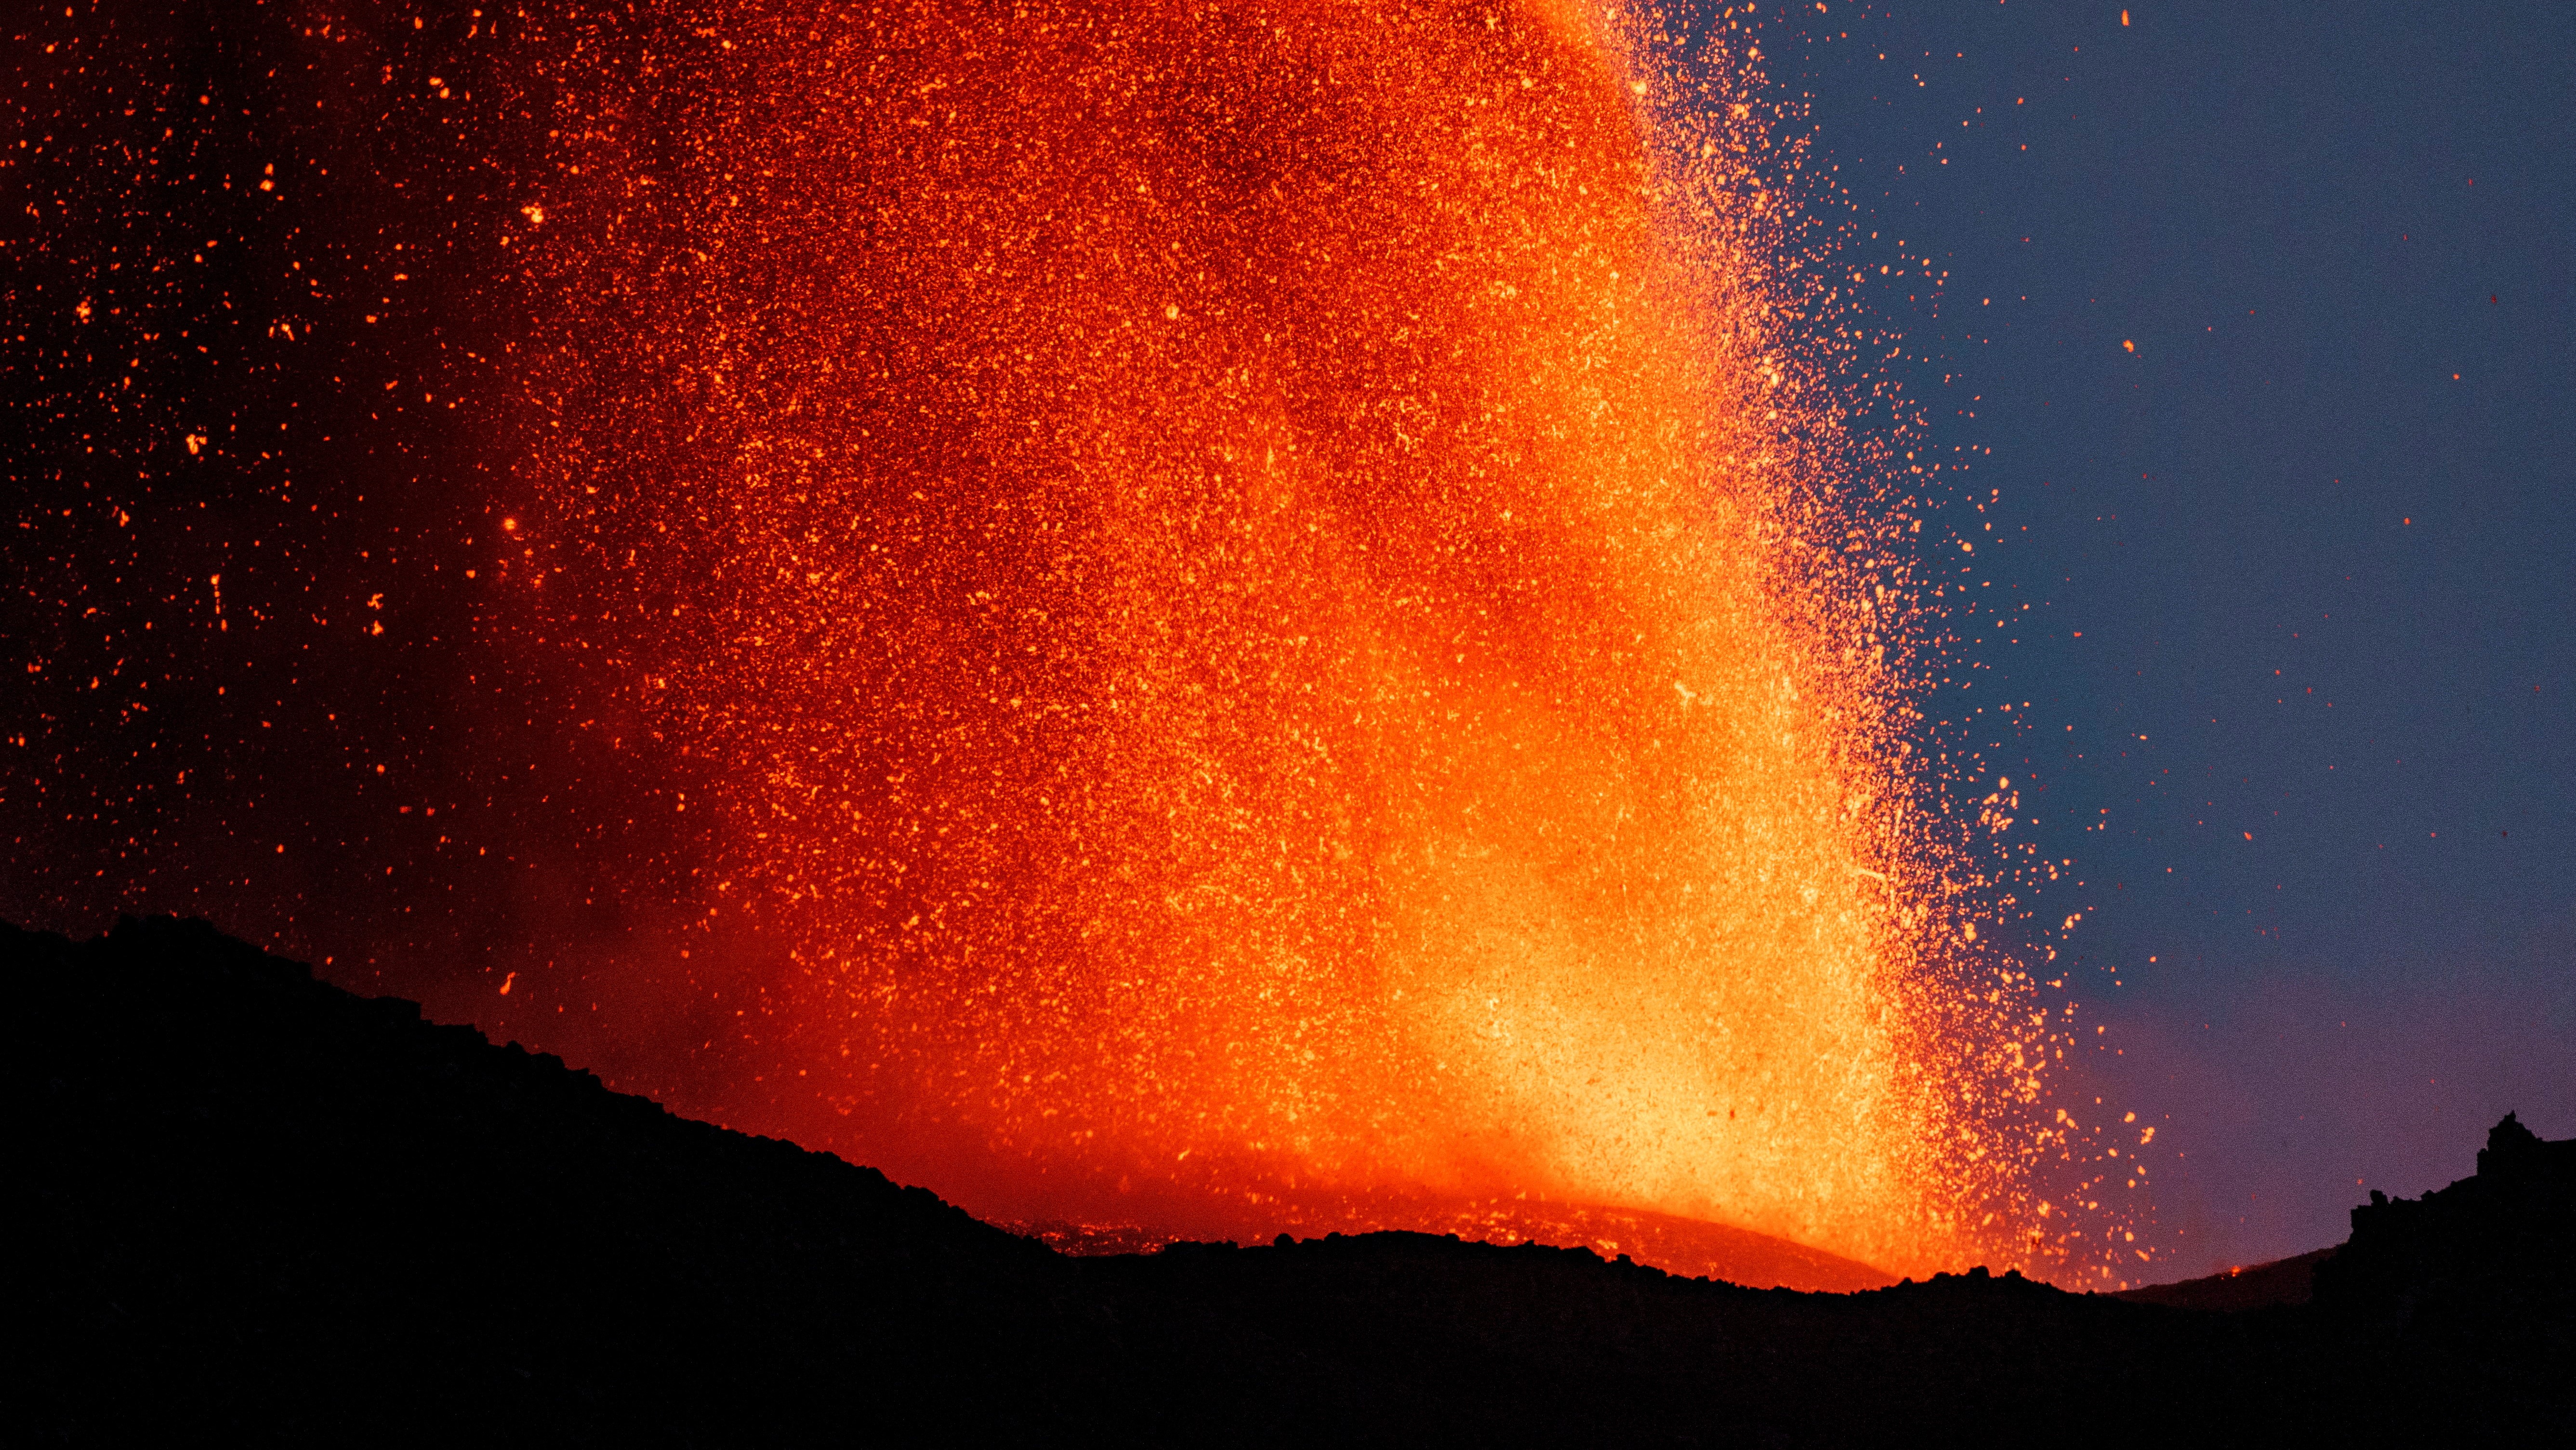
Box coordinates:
[12,917,2569,1445]
[15,917,1128,1444]
[2115,1246,2335,1312]
[1008,1186,1902,1294]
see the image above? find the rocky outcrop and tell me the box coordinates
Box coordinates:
[2313,1112,2576,1359]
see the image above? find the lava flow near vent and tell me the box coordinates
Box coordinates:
[5,0,2085,1285]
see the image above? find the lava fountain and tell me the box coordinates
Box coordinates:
[475,0,2037,1277]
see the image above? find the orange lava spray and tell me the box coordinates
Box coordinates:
[492,0,2056,1280]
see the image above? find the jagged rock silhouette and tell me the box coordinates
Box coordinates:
[12,916,2569,1445]
[2314,1112,2575,1359]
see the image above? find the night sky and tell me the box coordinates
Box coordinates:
[7,1,2568,1279]
[1787,0,2575,1270]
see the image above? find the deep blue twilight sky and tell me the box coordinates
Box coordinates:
[1783,0,2574,1271]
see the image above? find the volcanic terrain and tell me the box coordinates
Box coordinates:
[15,916,2569,1445]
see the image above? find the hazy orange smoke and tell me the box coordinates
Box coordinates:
[501,0,2038,1277]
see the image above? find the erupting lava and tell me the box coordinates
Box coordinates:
[496,0,2030,1278]
[3,0,2090,1286]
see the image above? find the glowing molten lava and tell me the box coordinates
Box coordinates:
[495,0,2023,1277]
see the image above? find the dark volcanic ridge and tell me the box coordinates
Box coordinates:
[14,916,2571,1445]
[2114,1245,2338,1313]
[998,1186,1898,1295]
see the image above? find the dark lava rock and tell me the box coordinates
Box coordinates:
[11,916,2569,1445]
